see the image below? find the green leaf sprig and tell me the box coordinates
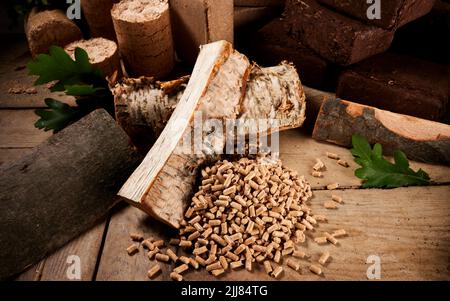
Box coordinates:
[351,134,430,188]
[28,46,114,132]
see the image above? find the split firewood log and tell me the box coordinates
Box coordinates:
[117,41,306,228]
[113,75,189,150]
[80,0,120,40]
[111,0,175,78]
[65,38,121,78]
[112,61,307,150]
[25,8,83,57]
[313,98,450,164]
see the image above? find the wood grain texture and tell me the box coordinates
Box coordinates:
[0,110,52,148]
[98,186,450,280]
[0,36,76,108]
[95,203,175,280]
[0,109,139,280]
[0,148,32,166]
[313,98,450,164]
[15,221,106,281]
[280,130,450,188]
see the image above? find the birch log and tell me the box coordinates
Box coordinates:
[111,0,175,78]
[112,61,307,149]
[312,98,450,164]
[117,41,306,228]
[81,0,120,40]
[25,8,83,57]
[65,38,121,78]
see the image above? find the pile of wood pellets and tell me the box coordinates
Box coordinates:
[127,157,347,280]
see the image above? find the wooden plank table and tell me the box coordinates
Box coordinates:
[2,35,449,281]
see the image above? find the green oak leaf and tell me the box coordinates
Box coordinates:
[351,134,430,188]
[34,98,79,132]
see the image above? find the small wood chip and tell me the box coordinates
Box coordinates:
[170,272,183,281]
[313,158,325,171]
[173,264,189,274]
[211,269,225,277]
[166,249,178,262]
[324,201,338,209]
[272,266,283,278]
[286,259,300,271]
[129,232,144,241]
[325,232,339,245]
[318,251,330,266]
[142,239,155,250]
[179,256,191,265]
[326,152,340,160]
[309,264,322,275]
[332,229,347,238]
[190,258,200,269]
[311,171,323,178]
[126,244,139,255]
[263,260,273,274]
[337,159,349,168]
[230,261,243,269]
[147,264,161,279]
[314,237,328,245]
[331,195,343,203]
[326,183,340,190]
[155,253,170,262]
[292,250,308,259]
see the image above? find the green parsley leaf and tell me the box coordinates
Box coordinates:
[351,134,430,188]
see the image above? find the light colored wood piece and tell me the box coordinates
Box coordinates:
[118,41,306,229]
[111,0,174,77]
[80,0,120,40]
[169,0,234,66]
[313,98,450,164]
[25,8,82,57]
[64,38,121,78]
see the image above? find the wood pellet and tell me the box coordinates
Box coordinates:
[125,158,349,280]
[318,251,330,266]
[147,264,161,279]
[326,152,340,160]
[309,264,322,275]
[126,244,139,255]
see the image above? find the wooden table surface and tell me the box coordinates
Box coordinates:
[2,35,450,281]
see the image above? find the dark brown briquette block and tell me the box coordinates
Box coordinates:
[317,0,436,29]
[248,18,337,90]
[336,52,450,122]
[284,0,395,66]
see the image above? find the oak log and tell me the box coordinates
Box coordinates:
[0,109,139,280]
[312,98,450,164]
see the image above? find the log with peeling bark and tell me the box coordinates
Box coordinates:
[0,110,139,280]
[112,61,308,149]
[111,0,175,78]
[81,0,120,40]
[313,98,450,164]
[113,75,190,150]
[65,38,121,78]
[117,41,306,228]
[25,8,83,57]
